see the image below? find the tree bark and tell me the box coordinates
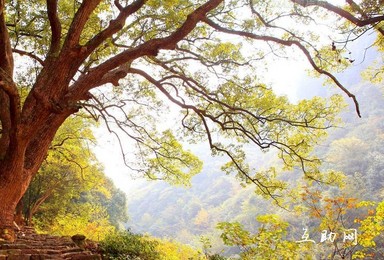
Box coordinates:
[0,0,18,241]
[0,111,70,241]
[0,163,27,241]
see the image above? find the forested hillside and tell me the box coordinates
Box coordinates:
[125,71,384,257]
[17,116,128,240]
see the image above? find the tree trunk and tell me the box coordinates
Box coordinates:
[0,164,30,241]
[0,109,72,241]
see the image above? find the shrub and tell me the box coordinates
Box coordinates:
[99,230,160,259]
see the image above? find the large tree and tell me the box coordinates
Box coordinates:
[0,0,382,241]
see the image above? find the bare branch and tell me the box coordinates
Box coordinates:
[127,66,324,203]
[197,106,285,204]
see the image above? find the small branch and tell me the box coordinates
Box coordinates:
[128,67,296,204]
[12,48,44,66]
[114,0,123,11]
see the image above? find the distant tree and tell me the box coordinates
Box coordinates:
[20,115,102,225]
[298,186,384,259]
[194,208,210,229]
[217,214,303,259]
[19,116,128,239]
[99,181,129,229]
[216,185,384,259]
[0,0,383,240]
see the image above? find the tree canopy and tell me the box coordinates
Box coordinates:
[0,0,383,241]
[124,81,384,258]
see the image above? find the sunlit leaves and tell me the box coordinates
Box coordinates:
[355,201,384,250]
[41,203,115,241]
[132,0,203,41]
[202,81,343,195]
[217,222,253,247]
[296,181,384,259]
[217,214,300,259]
[314,45,351,73]
[362,34,384,86]
[99,230,160,259]
[141,129,203,186]
[200,41,244,65]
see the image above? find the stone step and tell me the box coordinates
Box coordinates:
[61,252,100,259]
[0,227,101,260]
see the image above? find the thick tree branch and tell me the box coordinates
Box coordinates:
[0,90,11,159]
[0,1,21,161]
[46,0,62,56]
[63,0,101,48]
[24,112,71,173]
[345,0,384,36]
[0,73,20,149]
[292,0,384,32]
[98,62,132,86]
[0,69,17,98]
[150,57,330,128]
[84,0,148,57]
[0,0,13,76]
[67,0,224,99]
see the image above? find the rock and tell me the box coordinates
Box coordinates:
[71,234,86,248]
[0,228,15,242]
